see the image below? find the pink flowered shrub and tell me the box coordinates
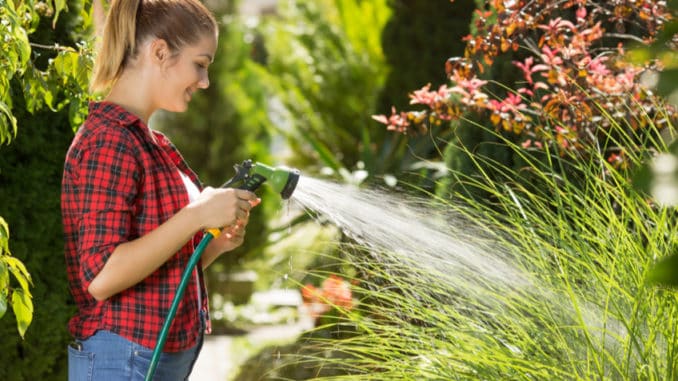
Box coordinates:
[373,0,676,167]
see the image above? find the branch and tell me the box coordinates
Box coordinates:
[604,33,646,44]
[29,43,74,52]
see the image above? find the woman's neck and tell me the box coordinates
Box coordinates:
[105,71,154,124]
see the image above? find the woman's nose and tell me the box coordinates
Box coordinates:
[198,72,210,89]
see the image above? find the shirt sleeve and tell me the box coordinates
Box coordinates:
[74,131,140,288]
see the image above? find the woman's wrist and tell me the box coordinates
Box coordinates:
[181,201,207,232]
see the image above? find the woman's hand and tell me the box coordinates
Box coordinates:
[190,187,258,230]
[201,197,261,268]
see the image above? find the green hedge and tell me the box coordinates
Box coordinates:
[0,2,88,378]
[0,104,74,380]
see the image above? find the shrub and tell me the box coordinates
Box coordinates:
[374,0,676,166]
[0,0,92,378]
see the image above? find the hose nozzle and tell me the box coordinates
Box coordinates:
[222,160,300,199]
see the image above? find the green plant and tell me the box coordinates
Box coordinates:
[278,115,677,379]
[1,0,93,140]
[0,1,93,379]
[253,0,391,182]
[0,218,32,339]
[0,0,93,342]
[374,0,675,168]
[0,105,77,380]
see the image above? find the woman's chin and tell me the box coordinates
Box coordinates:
[162,102,189,113]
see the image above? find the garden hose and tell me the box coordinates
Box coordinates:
[145,160,299,381]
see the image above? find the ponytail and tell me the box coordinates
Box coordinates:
[90,0,141,93]
[90,0,217,93]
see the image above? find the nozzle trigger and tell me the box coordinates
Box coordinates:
[221,160,253,188]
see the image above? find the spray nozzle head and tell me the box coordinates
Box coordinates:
[221,160,300,199]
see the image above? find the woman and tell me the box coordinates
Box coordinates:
[61,1,258,379]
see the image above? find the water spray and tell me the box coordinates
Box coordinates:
[145,160,300,381]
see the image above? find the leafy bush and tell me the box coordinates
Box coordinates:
[253,0,391,180]
[374,0,675,166]
[0,0,92,379]
[0,105,76,380]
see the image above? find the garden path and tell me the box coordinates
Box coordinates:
[191,289,313,381]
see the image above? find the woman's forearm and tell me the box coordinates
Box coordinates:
[200,244,222,270]
[87,206,202,301]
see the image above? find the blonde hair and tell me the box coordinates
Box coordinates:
[90,0,217,92]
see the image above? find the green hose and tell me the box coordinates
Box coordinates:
[144,231,214,381]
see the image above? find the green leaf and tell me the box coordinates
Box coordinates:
[0,217,9,254]
[0,292,6,320]
[0,259,7,320]
[52,0,68,28]
[53,50,79,83]
[0,99,18,145]
[13,24,31,70]
[11,289,33,339]
[0,260,8,292]
[5,256,33,296]
[76,52,93,88]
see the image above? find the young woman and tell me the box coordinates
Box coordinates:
[61,1,258,379]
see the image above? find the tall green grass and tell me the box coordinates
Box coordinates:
[277,112,677,380]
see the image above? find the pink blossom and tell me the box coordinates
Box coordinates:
[538,17,576,34]
[409,83,452,106]
[576,7,587,22]
[514,56,549,85]
[586,55,611,77]
[372,107,411,134]
[540,46,563,66]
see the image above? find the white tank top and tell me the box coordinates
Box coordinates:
[178,170,201,202]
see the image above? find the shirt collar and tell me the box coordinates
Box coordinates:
[89,101,159,145]
[89,100,142,125]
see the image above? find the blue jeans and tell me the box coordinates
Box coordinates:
[68,330,202,381]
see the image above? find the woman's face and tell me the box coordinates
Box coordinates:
[154,33,217,113]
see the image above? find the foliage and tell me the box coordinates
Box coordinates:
[0,0,93,344]
[373,0,676,168]
[265,114,677,380]
[627,0,678,107]
[1,0,93,140]
[0,104,79,380]
[371,0,476,188]
[376,0,476,113]
[0,0,93,379]
[0,218,33,339]
[253,0,392,183]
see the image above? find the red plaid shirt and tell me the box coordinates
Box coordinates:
[62,101,209,352]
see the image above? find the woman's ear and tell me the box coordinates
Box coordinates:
[149,38,171,66]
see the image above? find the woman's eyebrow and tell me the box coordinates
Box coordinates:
[198,53,214,62]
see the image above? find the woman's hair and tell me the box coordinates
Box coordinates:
[90,0,218,92]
